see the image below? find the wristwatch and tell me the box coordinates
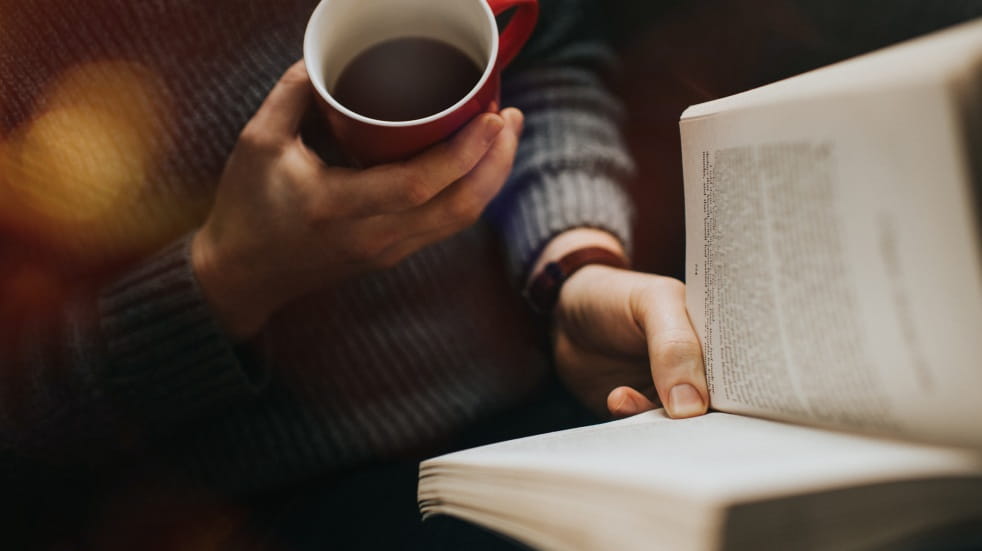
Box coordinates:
[525,246,630,314]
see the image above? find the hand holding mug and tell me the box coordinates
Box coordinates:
[193,0,538,336]
[192,62,525,338]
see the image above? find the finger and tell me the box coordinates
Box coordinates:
[344,112,505,214]
[404,108,521,235]
[500,107,524,137]
[554,329,656,418]
[607,386,659,419]
[554,267,650,358]
[246,60,313,140]
[636,277,709,419]
[373,108,523,264]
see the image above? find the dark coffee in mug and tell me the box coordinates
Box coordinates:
[331,37,483,122]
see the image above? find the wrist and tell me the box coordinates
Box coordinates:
[191,230,272,339]
[525,229,630,314]
[526,228,627,287]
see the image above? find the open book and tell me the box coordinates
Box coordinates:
[418,18,982,551]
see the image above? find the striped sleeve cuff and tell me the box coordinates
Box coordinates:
[499,169,635,282]
[492,66,637,283]
[99,233,269,430]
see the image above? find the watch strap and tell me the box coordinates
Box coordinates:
[525,247,629,314]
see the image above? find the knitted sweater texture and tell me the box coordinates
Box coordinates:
[0,0,634,494]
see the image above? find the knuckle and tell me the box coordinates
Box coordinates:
[655,276,686,295]
[282,62,309,84]
[447,197,482,224]
[630,276,684,312]
[284,147,319,184]
[452,151,478,176]
[394,167,432,208]
[652,333,702,365]
[285,178,330,225]
[238,124,280,153]
[403,180,433,208]
[237,125,262,148]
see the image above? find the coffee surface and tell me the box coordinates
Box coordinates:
[331,37,483,122]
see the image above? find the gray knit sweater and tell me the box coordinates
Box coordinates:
[0,0,634,494]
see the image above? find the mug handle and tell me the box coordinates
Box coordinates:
[487,0,539,70]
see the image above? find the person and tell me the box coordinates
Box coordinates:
[0,0,707,548]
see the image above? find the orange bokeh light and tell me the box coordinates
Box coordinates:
[0,60,179,264]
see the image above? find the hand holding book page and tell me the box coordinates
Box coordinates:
[551,263,708,419]
[682,18,982,448]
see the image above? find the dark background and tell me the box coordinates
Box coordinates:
[606,0,982,279]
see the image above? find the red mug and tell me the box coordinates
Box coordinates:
[303,0,538,166]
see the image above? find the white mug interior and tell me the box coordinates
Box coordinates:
[304,0,499,126]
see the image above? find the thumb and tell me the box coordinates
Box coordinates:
[245,60,313,139]
[635,277,709,419]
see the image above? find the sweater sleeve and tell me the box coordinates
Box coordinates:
[487,0,637,283]
[100,233,270,427]
[0,233,269,466]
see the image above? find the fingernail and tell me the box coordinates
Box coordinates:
[619,392,646,416]
[483,115,504,144]
[668,384,705,418]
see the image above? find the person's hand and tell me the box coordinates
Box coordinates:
[535,230,708,419]
[192,61,524,338]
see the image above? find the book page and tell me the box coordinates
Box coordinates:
[422,411,982,506]
[421,412,982,551]
[681,58,982,446]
